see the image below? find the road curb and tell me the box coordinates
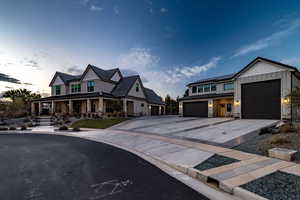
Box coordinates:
[234,187,268,200]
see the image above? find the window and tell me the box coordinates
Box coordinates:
[226,104,232,112]
[204,84,210,92]
[211,84,217,91]
[141,103,144,107]
[224,82,234,90]
[198,85,204,93]
[136,83,140,92]
[192,86,197,93]
[87,81,95,92]
[71,84,81,93]
[91,103,96,112]
[53,85,61,95]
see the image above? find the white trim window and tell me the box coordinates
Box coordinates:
[87,81,95,92]
[71,84,81,93]
[224,82,234,90]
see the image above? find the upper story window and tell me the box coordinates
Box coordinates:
[136,83,140,92]
[198,85,204,93]
[87,81,95,92]
[224,82,234,90]
[53,85,61,95]
[71,84,81,93]
[211,84,217,91]
[192,86,197,93]
[204,84,210,92]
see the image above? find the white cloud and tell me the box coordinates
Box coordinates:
[160,8,168,13]
[114,6,119,15]
[90,5,103,12]
[233,19,300,57]
[281,57,300,66]
[117,48,220,98]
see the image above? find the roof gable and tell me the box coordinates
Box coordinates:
[144,88,165,105]
[235,57,298,78]
[127,78,146,98]
[111,76,140,97]
[82,67,99,81]
[49,72,80,86]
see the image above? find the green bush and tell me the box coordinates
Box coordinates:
[270,135,291,145]
[21,125,27,130]
[0,127,8,131]
[72,127,81,132]
[59,125,68,131]
[9,126,16,130]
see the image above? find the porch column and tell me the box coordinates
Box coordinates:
[98,97,104,115]
[123,99,127,117]
[87,99,91,113]
[38,102,42,116]
[69,100,73,114]
[31,102,35,115]
[159,106,162,115]
[51,101,55,114]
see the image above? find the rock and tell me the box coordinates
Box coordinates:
[268,148,297,161]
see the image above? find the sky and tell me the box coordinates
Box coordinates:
[1,0,300,98]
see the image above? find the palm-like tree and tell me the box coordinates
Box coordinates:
[3,89,41,102]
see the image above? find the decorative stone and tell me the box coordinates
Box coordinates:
[268,148,297,161]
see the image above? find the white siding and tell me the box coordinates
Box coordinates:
[240,61,286,78]
[111,72,121,82]
[128,79,146,98]
[189,81,234,96]
[82,68,99,81]
[51,76,67,96]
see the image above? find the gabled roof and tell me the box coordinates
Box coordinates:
[187,57,299,86]
[49,72,81,86]
[233,57,299,78]
[81,65,122,82]
[111,75,140,97]
[188,73,235,86]
[144,88,165,105]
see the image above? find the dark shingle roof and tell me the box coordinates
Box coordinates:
[111,75,139,97]
[88,65,120,82]
[188,73,235,86]
[144,88,165,105]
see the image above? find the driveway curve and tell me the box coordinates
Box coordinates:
[0,134,208,200]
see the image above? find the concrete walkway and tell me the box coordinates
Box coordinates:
[68,129,300,200]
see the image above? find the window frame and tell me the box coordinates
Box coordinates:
[224,82,234,91]
[198,85,204,93]
[226,103,232,112]
[71,84,81,93]
[211,84,217,92]
[87,80,95,92]
[192,86,197,93]
[203,84,210,92]
[54,85,61,95]
[136,83,140,92]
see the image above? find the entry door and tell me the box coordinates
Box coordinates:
[241,79,281,119]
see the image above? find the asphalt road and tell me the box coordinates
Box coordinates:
[0,134,209,200]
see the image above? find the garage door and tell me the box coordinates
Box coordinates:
[241,79,281,119]
[183,101,208,117]
[151,106,159,115]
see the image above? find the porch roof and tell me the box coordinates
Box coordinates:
[32,92,116,102]
[178,92,234,101]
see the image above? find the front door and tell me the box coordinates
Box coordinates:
[219,104,226,117]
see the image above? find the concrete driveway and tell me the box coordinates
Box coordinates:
[111,116,279,147]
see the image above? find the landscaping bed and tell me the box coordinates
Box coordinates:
[70,118,128,129]
[234,124,300,163]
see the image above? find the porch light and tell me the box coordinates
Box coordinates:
[282,97,289,104]
[208,102,213,108]
[179,104,183,108]
[234,100,240,106]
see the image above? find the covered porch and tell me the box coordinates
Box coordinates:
[213,97,234,117]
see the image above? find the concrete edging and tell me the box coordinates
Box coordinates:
[234,187,268,200]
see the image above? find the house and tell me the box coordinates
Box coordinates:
[179,57,300,120]
[31,65,165,116]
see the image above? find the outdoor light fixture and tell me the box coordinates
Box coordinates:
[208,103,213,108]
[282,97,289,104]
[234,100,240,106]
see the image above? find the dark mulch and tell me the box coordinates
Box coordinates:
[0,134,208,200]
[241,171,300,200]
[194,155,239,171]
[233,132,300,164]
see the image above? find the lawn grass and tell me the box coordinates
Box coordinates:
[70,118,128,129]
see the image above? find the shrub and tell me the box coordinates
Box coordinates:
[59,125,68,131]
[280,124,296,133]
[9,126,16,130]
[72,127,81,132]
[21,125,27,130]
[23,118,30,123]
[27,122,33,127]
[270,135,291,145]
[0,127,8,131]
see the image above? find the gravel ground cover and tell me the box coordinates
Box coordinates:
[241,171,300,200]
[194,155,239,171]
[0,134,208,200]
[234,132,300,163]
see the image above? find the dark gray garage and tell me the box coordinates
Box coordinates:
[151,105,159,115]
[183,101,208,117]
[241,79,281,119]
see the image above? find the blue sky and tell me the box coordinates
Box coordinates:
[1,0,300,98]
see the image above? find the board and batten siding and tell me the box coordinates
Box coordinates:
[127,79,146,98]
[188,81,234,96]
[234,61,293,119]
[51,76,67,96]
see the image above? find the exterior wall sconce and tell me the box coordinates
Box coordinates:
[208,103,213,108]
[234,100,240,106]
[179,104,183,108]
[282,97,290,104]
